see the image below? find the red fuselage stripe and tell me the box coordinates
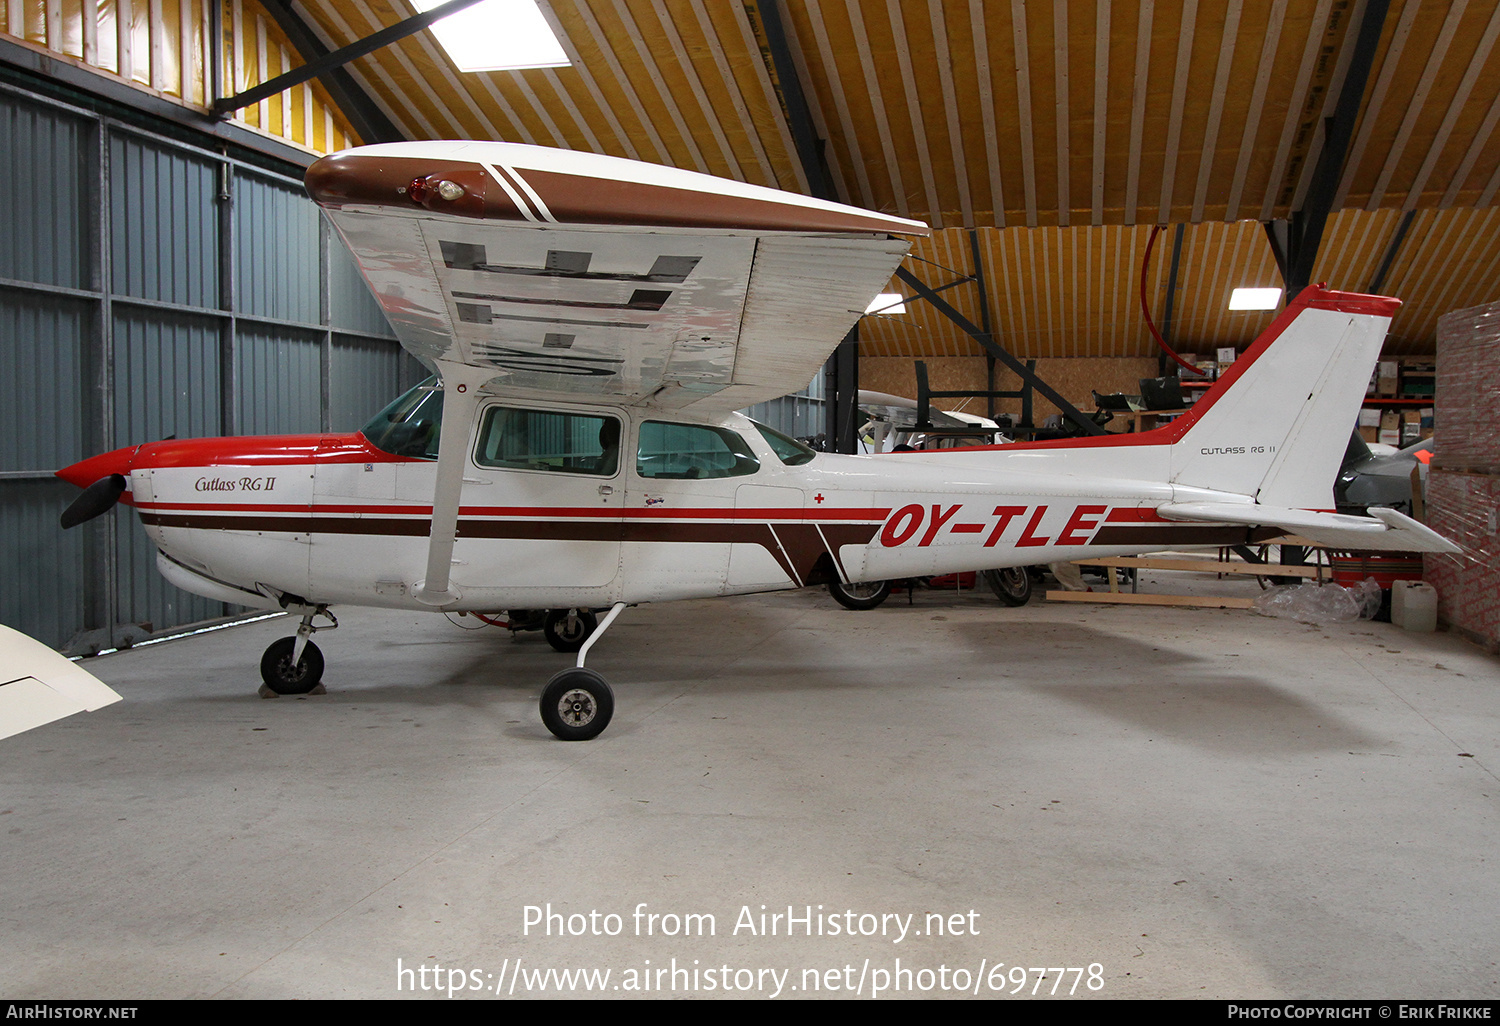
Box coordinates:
[133,502,892,520]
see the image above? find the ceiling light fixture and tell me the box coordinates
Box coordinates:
[411,0,571,73]
[866,293,906,315]
[1228,287,1283,310]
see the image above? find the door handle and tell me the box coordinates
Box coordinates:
[598,485,614,496]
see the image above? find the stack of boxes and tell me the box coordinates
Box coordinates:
[1359,360,1434,447]
[1424,301,1500,649]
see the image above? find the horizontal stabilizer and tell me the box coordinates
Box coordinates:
[1157,503,1461,554]
[0,625,121,741]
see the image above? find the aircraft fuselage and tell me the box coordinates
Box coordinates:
[64,400,1277,616]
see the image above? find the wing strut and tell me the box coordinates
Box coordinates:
[414,362,486,606]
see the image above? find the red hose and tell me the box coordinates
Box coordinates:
[1141,225,1201,375]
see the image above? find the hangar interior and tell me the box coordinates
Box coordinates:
[2,0,1499,1000]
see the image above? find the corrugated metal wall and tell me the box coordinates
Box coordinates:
[743,370,826,446]
[0,80,405,653]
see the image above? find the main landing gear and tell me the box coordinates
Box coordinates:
[539,602,627,742]
[258,601,625,741]
[469,608,600,652]
[827,578,894,610]
[983,567,1034,606]
[260,606,337,696]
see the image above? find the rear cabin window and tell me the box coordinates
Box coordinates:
[474,407,620,476]
[636,421,760,480]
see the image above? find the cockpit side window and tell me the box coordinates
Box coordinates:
[474,406,620,476]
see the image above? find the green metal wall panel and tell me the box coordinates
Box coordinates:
[235,326,322,436]
[0,80,396,650]
[0,92,88,289]
[234,174,320,325]
[109,134,219,308]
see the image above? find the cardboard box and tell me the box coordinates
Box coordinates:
[1359,425,1380,443]
[1377,360,1400,397]
[1358,408,1382,428]
[1379,411,1401,446]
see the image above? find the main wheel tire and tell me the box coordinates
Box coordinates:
[260,637,324,695]
[542,608,598,652]
[985,567,1033,607]
[827,579,893,611]
[540,667,614,741]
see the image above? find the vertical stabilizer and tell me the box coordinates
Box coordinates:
[1168,288,1398,509]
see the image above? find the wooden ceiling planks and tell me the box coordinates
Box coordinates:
[108,0,1495,356]
[860,208,1500,360]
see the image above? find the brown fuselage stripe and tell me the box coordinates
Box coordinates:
[141,514,1282,555]
[139,513,881,586]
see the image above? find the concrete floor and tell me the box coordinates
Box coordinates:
[2,580,1497,1000]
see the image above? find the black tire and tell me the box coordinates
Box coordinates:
[542,608,598,652]
[260,636,324,695]
[827,579,893,611]
[984,567,1033,607]
[540,667,614,741]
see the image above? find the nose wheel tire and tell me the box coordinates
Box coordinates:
[260,637,325,695]
[542,608,598,652]
[540,667,614,741]
[827,579,893,611]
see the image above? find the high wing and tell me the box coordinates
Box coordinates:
[306,142,928,415]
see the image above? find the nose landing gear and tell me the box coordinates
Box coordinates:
[259,606,337,696]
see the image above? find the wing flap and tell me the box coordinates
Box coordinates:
[1157,502,1461,554]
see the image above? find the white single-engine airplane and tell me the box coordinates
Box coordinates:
[52,141,1458,742]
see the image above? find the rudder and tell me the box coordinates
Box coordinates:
[1168,287,1398,509]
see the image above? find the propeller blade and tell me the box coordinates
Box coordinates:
[60,474,126,529]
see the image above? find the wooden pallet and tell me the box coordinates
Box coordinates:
[1079,555,1322,579]
[1047,548,1326,608]
[1045,590,1256,608]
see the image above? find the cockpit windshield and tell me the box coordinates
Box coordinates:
[751,421,817,466]
[361,379,444,459]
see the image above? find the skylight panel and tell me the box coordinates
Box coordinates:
[411,0,571,73]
